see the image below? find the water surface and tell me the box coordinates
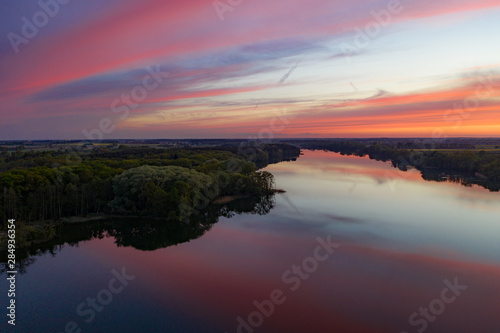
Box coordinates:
[2,150,499,333]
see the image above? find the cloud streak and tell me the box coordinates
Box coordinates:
[0,0,499,138]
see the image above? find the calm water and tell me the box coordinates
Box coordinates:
[2,150,500,333]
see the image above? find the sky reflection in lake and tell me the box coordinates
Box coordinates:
[2,150,499,333]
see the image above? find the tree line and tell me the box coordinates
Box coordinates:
[0,144,300,224]
[295,140,500,191]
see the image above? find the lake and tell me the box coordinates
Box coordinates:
[2,150,500,333]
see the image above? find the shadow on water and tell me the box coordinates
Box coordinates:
[0,195,275,275]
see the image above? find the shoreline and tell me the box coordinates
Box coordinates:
[0,191,285,251]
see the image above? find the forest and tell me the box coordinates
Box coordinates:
[0,143,300,247]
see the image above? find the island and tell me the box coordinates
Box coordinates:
[0,141,300,250]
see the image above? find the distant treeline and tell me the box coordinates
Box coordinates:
[0,143,300,224]
[295,140,500,191]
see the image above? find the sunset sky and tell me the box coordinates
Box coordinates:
[1,0,499,140]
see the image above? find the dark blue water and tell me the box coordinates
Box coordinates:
[2,150,500,333]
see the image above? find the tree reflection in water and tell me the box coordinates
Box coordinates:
[0,195,275,275]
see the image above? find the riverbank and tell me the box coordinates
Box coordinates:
[291,139,500,191]
[0,190,284,251]
[212,189,285,205]
[0,215,110,251]
[0,220,58,251]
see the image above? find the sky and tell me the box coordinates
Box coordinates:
[0,0,499,140]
